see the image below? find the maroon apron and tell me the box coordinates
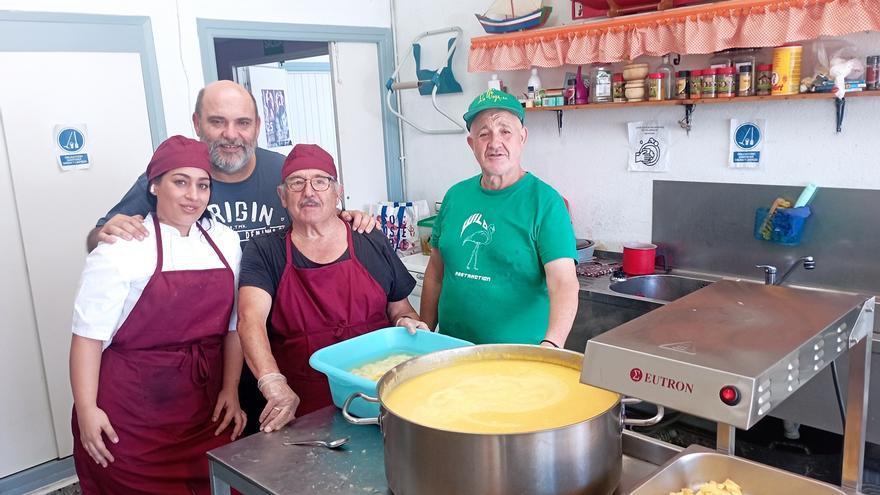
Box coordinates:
[269,223,390,415]
[72,216,234,495]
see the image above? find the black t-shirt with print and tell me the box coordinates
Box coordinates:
[240,228,416,303]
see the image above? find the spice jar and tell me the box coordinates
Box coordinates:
[716,67,736,97]
[867,56,880,90]
[675,70,690,100]
[612,73,626,102]
[689,69,702,99]
[738,65,753,97]
[647,73,664,101]
[702,68,717,98]
[756,64,773,95]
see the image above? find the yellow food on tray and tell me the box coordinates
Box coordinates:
[670,478,743,495]
[350,353,416,381]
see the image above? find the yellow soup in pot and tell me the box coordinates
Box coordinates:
[383,359,619,434]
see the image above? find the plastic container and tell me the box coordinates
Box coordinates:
[309,327,474,417]
[732,48,758,95]
[575,65,589,104]
[738,64,753,96]
[417,215,436,255]
[772,45,803,95]
[716,67,736,97]
[675,70,690,99]
[488,74,503,91]
[753,206,811,246]
[756,64,773,95]
[527,68,543,92]
[647,72,664,101]
[702,68,717,98]
[689,69,703,99]
[612,73,626,102]
[867,56,880,90]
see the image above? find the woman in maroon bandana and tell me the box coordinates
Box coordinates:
[70,135,246,494]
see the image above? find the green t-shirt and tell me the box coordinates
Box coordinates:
[432,173,576,344]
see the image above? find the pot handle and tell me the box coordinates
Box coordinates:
[341,392,381,426]
[621,397,665,427]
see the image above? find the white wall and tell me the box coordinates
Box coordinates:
[0,0,391,139]
[392,0,880,251]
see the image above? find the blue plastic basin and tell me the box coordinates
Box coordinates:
[309,327,473,418]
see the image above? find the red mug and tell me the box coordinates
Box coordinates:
[622,242,657,275]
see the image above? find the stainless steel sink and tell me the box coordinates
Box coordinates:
[609,275,712,302]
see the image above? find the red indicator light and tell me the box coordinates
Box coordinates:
[719,386,740,406]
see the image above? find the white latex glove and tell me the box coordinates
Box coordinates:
[257,374,299,433]
[397,316,430,335]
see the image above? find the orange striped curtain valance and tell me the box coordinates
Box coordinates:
[468,0,880,71]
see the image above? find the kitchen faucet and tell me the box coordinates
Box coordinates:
[755,255,819,441]
[756,256,815,286]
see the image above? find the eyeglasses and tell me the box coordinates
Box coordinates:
[283,176,336,192]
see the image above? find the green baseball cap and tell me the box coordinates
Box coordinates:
[462,89,525,131]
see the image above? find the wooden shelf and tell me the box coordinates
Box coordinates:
[525,91,879,112]
[468,0,880,70]
[524,90,877,134]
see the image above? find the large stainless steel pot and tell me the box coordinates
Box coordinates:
[342,344,663,495]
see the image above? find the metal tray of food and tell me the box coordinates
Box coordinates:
[627,445,847,494]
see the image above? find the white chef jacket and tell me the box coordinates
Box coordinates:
[72,214,242,349]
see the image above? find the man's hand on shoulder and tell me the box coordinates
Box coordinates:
[339,209,379,234]
[87,214,149,251]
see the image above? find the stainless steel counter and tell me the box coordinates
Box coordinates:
[207,406,680,495]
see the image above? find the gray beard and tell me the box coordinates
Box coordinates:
[207,141,255,174]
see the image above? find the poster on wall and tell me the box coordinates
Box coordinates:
[53,124,90,171]
[627,121,670,172]
[261,89,292,148]
[729,119,766,168]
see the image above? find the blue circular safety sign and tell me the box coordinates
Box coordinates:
[58,128,85,152]
[734,123,761,150]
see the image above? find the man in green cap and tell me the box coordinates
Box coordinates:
[420,89,579,348]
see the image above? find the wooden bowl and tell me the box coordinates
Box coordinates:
[623,63,649,81]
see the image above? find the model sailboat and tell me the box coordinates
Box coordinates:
[475,0,552,34]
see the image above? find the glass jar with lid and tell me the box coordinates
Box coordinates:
[590,65,613,103]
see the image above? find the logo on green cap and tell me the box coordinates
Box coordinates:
[463,88,524,130]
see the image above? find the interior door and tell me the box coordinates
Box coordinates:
[0,51,155,462]
[0,106,57,478]
[330,41,389,211]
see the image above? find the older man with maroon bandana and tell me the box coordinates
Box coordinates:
[236,144,427,432]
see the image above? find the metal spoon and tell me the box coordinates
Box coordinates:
[283,437,350,449]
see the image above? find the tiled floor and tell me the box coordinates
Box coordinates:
[47,484,79,495]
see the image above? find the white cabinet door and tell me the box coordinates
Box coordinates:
[0,52,155,462]
[330,42,389,211]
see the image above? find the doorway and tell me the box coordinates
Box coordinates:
[198,20,403,210]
